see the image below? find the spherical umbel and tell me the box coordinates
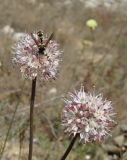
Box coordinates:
[62,86,116,143]
[12,31,62,82]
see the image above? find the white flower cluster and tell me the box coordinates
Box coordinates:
[12,32,62,82]
[62,86,116,143]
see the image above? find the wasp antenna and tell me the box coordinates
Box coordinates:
[45,33,54,47]
[31,33,39,47]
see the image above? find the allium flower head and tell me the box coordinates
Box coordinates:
[86,19,98,30]
[62,86,116,143]
[12,31,62,82]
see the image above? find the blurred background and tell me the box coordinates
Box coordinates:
[0,0,127,159]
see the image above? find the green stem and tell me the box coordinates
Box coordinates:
[28,78,37,160]
[60,134,78,160]
[0,84,25,160]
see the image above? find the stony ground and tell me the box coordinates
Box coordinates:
[0,0,127,159]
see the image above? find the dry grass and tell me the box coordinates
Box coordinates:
[0,0,127,159]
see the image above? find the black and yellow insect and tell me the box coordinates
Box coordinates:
[31,31,53,55]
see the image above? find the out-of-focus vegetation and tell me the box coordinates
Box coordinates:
[0,0,127,159]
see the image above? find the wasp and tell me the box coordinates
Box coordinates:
[31,31,53,56]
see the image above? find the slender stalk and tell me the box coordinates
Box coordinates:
[90,28,95,41]
[28,77,37,160]
[0,84,25,160]
[60,134,79,160]
[0,101,19,160]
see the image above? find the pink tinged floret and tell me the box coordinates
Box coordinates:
[62,86,116,143]
[12,32,62,82]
